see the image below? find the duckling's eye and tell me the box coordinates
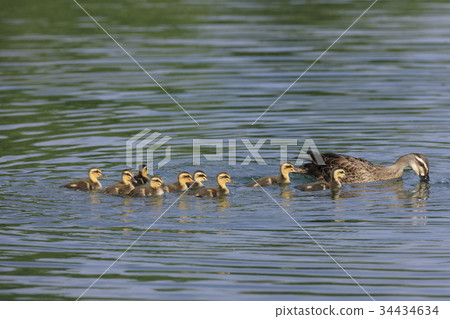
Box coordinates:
[198,174,206,178]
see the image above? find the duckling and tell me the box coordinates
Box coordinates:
[163,171,193,193]
[129,176,165,197]
[295,168,346,191]
[194,172,234,198]
[246,162,301,187]
[133,164,150,186]
[102,169,137,195]
[296,151,430,184]
[60,167,105,190]
[186,170,209,189]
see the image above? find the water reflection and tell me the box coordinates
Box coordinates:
[88,193,102,204]
[332,180,430,203]
[410,181,430,201]
[177,196,192,210]
[144,196,165,208]
[216,196,230,211]
[280,184,296,203]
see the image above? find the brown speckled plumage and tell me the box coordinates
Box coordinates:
[296,151,430,184]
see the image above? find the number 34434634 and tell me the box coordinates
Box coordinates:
[380,306,439,316]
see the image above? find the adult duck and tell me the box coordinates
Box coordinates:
[296,151,429,184]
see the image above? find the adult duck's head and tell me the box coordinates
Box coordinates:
[407,153,430,182]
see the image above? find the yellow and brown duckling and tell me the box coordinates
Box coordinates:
[60,167,106,191]
[186,170,209,189]
[163,171,193,193]
[129,176,165,197]
[296,151,430,184]
[102,169,137,196]
[194,172,234,198]
[133,164,150,186]
[295,168,346,191]
[246,162,301,187]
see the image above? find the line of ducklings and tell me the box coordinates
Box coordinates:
[60,162,346,198]
[61,165,235,198]
[61,151,430,197]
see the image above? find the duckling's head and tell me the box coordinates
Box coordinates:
[332,168,346,181]
[193,170,209,182]
[88,167,106,181]
[121,169,137,185]
[178,171,193,185]
[407,153,430,182]
[216,172,234,186]
[150,176,164,189]
[280,162,300,174]
[138,164,148,177]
